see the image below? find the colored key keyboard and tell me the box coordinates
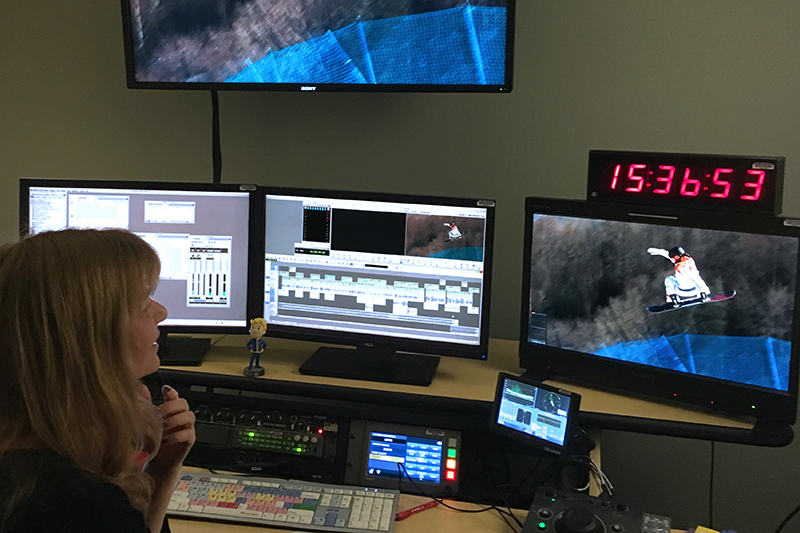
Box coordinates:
[168,471,399,532]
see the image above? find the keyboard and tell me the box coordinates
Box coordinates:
[168,471,399,532]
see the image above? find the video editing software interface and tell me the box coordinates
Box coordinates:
[263,193,489,348]
[526,211,799,394]
[26,184,251,328]
[495,377,573,448]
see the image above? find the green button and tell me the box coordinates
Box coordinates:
[447,448,457,458]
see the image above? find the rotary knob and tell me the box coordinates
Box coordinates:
[553,507,605,533]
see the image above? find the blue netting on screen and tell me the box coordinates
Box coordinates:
[595,336,688,373]
[595,334,791,390]
[226,5,507,85]
[226,31,367,84]
[429,247,484,261]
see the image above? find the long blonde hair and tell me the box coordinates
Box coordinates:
[0,228,163,515]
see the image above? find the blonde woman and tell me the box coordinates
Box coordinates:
[0,229,196,532]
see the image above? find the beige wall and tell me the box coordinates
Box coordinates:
[4,1,800,341]
[2,1,800,530]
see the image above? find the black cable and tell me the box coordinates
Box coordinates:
[211,90,221,184]
[709,440,715,530]
[395,463,522,532]
[775,502,800,533]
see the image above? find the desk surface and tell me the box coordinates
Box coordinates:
[166,335,753,432]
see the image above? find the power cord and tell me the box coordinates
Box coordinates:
[211,90,222,184]
[774,502,800,533]
[709,440,715,530]
[396,462,524,532]
[567,455,613,496]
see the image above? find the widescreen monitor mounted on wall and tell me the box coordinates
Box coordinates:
[519,197,800,430]
[121,0,515,92]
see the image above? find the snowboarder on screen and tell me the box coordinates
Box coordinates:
[444,223,463,243]
[647,246,711,306]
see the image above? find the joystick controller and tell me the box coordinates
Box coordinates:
[553,506,605,532]
[521,487,669,533]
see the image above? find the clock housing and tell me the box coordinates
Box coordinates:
[587,150,784,215]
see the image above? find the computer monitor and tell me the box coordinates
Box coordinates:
[259,188,495,385]
[20,178,257,364]
[120,0,515,92]
[519,197,800,428]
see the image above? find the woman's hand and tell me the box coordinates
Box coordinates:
[141,384,196,533]
[148,384,196,478]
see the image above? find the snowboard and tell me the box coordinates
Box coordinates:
[647,290,736,314]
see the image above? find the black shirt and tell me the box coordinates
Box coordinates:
[0,449,154,533]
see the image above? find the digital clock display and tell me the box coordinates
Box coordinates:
[587,150,784,215]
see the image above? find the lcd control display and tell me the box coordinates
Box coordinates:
[367,432,444,483]
[493,374,578,451]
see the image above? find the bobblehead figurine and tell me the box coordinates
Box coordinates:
[244,318,267,377]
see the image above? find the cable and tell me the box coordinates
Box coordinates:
[210,334,229,347]
[568,455,613,496]
[709,441,715,530]
[774,502,800,533]
[211,90,222,184]
[395,463,522,532]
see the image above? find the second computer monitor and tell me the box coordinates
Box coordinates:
[260,189,495,385]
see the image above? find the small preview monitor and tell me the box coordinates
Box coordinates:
[260,188,495,386]
[20,179,256,362]
[519,196,800,426]
[491,372,581,456]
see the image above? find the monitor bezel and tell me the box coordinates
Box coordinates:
[257,186,495,361]
[19,178,261,336]
[518,196,800,426]
[119,0,516,93]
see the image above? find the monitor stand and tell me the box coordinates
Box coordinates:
[157,332,211,366]
[299,345,441,386]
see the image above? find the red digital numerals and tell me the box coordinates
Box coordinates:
[609,164,765,201]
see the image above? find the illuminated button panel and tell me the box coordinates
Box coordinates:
[192,405,334,459]
[236,426,323,457]
[352,421,461,494]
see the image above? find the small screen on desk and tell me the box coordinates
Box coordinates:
[367,431,444,483]
[494,374,577,450]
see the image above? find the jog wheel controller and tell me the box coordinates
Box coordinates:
[524,488,670,533]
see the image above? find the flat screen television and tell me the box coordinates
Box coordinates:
[519,197,800,428]
[120,0,515,92]
[258,188,495,385]
[20,178,259,364]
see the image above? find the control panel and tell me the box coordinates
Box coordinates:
[193,404,338,458]
[186,402,343,481]
[522,487,670,533]
[345,420,461,495]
